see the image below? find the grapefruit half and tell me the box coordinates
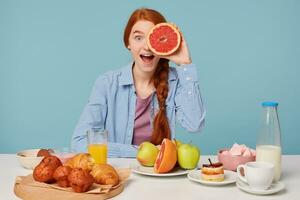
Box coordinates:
[154,138,177,173]
[147,23,181,56]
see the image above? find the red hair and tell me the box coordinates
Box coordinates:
[123,8,171,145]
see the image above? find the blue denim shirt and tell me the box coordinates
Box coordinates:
[71,62,205,157]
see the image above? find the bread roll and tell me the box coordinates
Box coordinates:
[68,168,94,193]
[40,155,62,168]
[37,149,54,157]
[33,155,62,183]
[53,166,72,187]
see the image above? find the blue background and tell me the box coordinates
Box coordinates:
[1,0,299,154]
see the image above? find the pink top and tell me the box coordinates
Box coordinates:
[132,94,153,145]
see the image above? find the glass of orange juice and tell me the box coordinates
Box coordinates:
[87,130,108,164]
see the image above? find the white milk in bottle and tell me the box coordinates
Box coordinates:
[256,102,282,182]
[256,145,281,181]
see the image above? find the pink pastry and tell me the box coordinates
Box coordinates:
[242,148,252,157]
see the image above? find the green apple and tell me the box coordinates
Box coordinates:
[177,143,200,169]
[173,139,183,149]
[136,142,159,167]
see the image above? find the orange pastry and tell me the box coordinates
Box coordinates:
[53,166,72,187]
[68,168,94,193]
[201,159,224,182]
[33,156,62,183]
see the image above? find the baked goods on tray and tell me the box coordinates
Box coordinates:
[32,153,121,193]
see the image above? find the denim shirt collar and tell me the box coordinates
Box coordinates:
[119,61,177,86]
[119,62,134,86]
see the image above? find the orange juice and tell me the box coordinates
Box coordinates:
[88,144,107,164]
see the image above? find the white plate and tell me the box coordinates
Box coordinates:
[131,164,191,177]
[236,180,285,195]
[187,170,237,186]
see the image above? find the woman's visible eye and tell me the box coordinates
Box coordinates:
[134,36,143,41]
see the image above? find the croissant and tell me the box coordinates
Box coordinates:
[90,164,119,186]
[64,153,94,171]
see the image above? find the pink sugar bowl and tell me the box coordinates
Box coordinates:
[217,143,256,171]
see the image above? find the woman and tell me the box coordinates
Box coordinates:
[71,8,205,157]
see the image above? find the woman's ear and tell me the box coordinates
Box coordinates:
[127,45,131,50]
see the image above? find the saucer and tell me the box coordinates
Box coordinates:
[236,180,285,195]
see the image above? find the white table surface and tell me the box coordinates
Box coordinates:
[1,154,299,200]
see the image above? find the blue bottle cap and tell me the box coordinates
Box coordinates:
[262,101,278,107]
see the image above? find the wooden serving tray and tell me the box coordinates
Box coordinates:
[14,182,123,200]
[14,168,130,200]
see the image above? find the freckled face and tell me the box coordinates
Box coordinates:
[127,20,160,73]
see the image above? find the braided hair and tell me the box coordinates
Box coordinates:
[123,8,171,145]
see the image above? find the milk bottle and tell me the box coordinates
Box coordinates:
[256,102,282,182]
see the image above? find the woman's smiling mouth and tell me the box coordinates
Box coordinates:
[140,53,155,64]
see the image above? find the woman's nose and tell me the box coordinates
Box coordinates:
[142,40,150,50]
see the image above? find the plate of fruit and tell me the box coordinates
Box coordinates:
[132,139,200,177]
[131,164,190,177]
[188,159,237,186]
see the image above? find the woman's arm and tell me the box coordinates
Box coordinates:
[71,75,108,152]
[71,75,138,157]
[174,63,206,132]
[162,31,205,132]
[71,135,137,157]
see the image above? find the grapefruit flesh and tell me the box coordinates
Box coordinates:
[154,138,177,173]
[147,23,181,56]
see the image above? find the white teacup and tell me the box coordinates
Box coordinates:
[237,161,274,190]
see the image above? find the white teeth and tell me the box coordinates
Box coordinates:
[141,54,153,57]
